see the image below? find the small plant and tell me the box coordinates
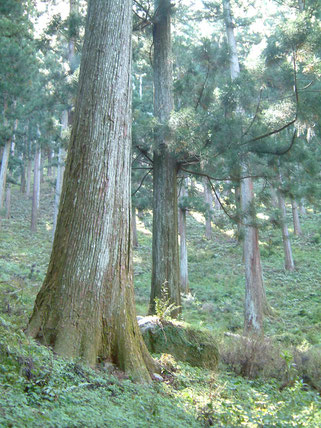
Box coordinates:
[154,282,180,321]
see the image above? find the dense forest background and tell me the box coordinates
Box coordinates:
[0,0,321,426]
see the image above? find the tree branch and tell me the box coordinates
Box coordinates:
[132,168,153,197]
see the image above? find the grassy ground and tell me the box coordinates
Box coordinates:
[0,183,320,427]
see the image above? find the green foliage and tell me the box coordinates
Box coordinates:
[155,283,181,321]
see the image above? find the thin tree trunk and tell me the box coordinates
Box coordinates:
[277,186,295,271]
[31,148,41,232]
[0,140,11,210]
[132,206,138,248]
[149,0,181,317]
[179,179,189,293]
[36,150,41,209]
[40,149,44,184]
[52,147,66,239]
[27,0,155,381]
[47,149,53,177]
[241,174,266,334]
[223,0,269,335]
[20,156,26,193]
[26,159,32,197]
[291,199,302,236]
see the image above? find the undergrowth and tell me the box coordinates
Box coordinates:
[0,183,320,426]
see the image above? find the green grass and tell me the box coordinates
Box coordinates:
[0,183,321,427]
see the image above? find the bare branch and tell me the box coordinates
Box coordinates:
[132,168,153,197]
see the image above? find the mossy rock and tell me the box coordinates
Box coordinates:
[138,316,219,370]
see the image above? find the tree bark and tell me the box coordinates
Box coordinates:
[291,198,302,236]
[27,0,155,381]
[179,179,189,293]
[149,0,181,317]
[241,175,266,334]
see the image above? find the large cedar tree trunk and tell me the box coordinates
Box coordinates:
[149,0,181,317]
[27,0,155,382]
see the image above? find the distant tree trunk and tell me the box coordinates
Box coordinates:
[52,146,66,238]
[203,177,214,239]
[47,149,53,177]
[132,206,138,248]
[277,187,295,271]
[40,149,44,184]
[20,157,26,193]
[179,178,189,293]
[31,148,41,232]
[149,0,181,317]
[0,140,11,210]
[291,199,302,236]
[27,0,155,382]
[26,159,32,197]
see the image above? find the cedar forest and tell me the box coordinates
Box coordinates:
[0,0,321,426]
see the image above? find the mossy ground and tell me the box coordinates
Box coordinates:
[0,183,320,427]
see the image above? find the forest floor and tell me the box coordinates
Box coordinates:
[0,183,320,427]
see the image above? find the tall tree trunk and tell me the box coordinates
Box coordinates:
[149,0,181,317]
[223,0,268,335]
[277,179,295,270]
[27,0,155,382]
[179,179,189,293]
[31,148,41,232]
[291,199,302,236]
[203,177,214,239]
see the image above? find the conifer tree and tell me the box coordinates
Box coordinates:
[27,0,155,381]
